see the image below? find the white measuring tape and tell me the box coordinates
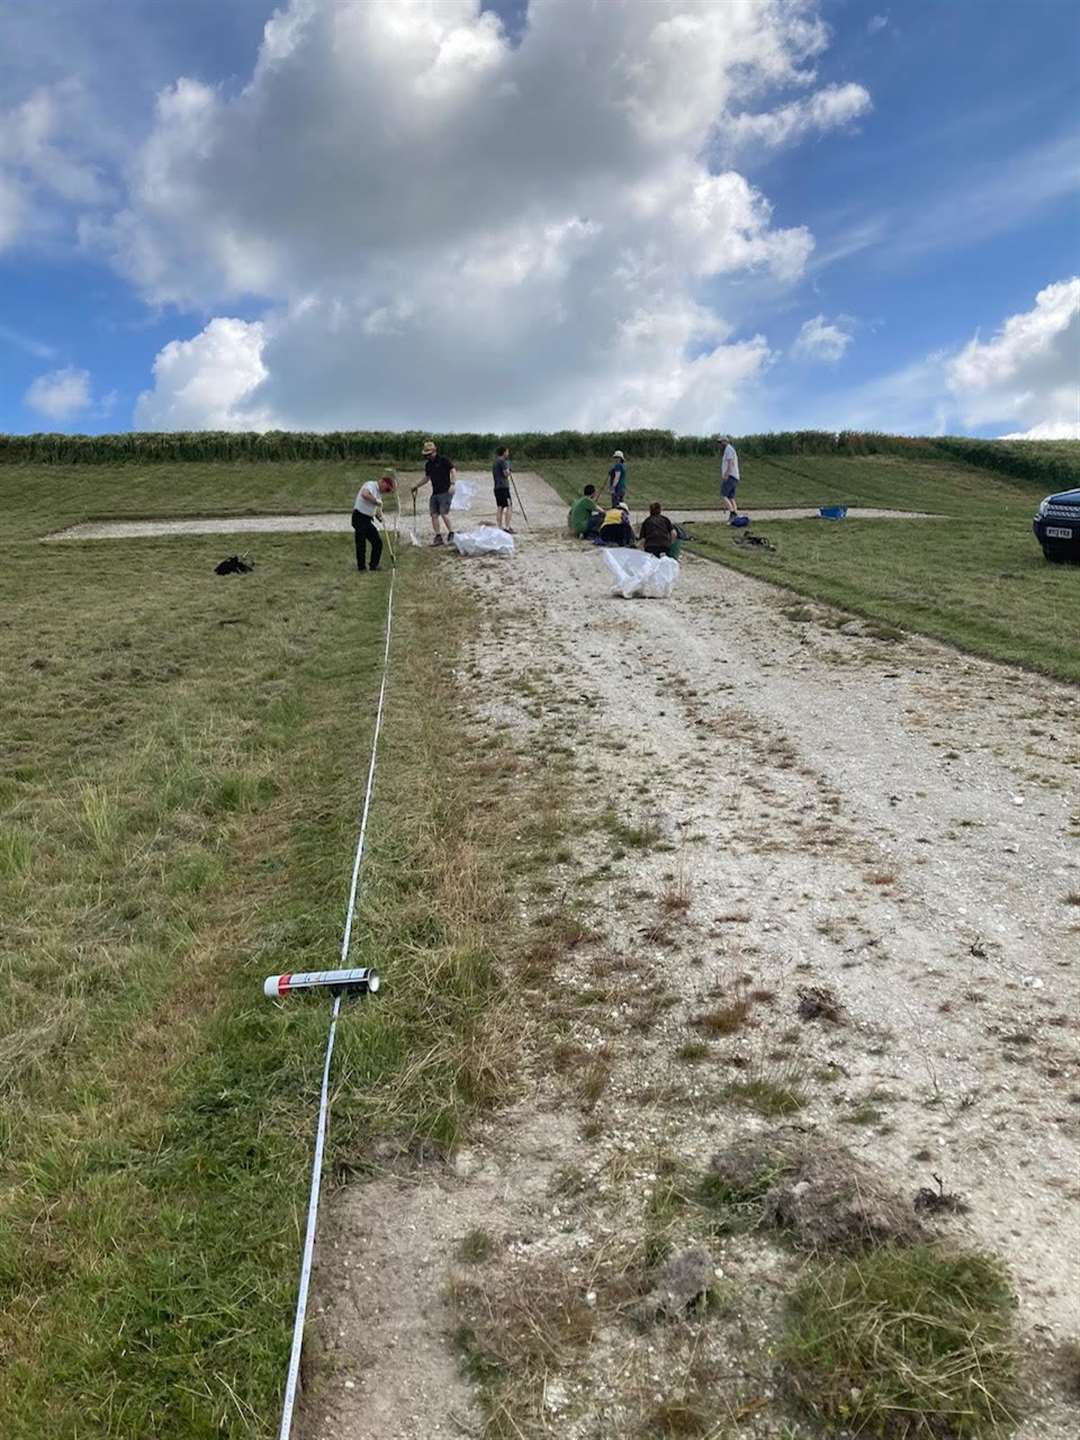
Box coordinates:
[273,568,396,1440]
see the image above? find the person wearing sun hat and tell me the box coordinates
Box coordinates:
[412,439,457,546]
[607,449,627,506]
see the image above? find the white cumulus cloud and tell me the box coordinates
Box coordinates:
[793,313,854,363]
[0,80,111,249]
[113,0,867,432]
[947,277,1080,439]
[134,318,275,431]
[25,365,93,421]
[726,82,872,150]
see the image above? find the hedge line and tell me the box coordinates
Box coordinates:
[1,428,1075,486]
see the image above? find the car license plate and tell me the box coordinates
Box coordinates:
[1046,526,1072,539]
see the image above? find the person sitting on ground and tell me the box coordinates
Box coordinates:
[569,484,603,538]
[412,439,457,546]
[639,501,679,559]
[599,502,635,547]
[608,449,627,506]
[351,470,396,572]
[492,445,514,533]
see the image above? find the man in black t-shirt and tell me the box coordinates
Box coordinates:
[413,439,457,546]
[492,445,514,532]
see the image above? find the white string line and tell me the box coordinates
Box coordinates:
[278,567,397,1440]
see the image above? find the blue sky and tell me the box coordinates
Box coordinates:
[0,0,1076,437]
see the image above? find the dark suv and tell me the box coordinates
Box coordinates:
[1033,487,1080,564]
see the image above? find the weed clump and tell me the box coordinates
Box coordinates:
[783,1245,1018,1438]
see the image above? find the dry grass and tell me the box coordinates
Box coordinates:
[452,1261,598,1435]
[692,1000,752,1036]
[660,869,692,913]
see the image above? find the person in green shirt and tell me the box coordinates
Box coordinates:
[569,484,602,538]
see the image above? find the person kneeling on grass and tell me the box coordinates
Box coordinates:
[639,501,681,559]
[413,439,457,546]
[569,484,603,539]
[351,470,396,572]
[599,502,635,547]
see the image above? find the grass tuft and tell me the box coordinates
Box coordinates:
[783,1245,1018,1438]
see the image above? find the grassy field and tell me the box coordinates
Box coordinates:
[0,461,394,541]
[537,452,1079,685]
[687,492,1080,683]
[537,450,1073,514]
[0,516,533,1436]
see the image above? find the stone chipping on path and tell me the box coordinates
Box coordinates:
[308,468,1079,1439]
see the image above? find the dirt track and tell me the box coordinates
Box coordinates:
[308,470,1080,1439]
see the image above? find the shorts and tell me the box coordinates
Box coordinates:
[721,477,738,500]
[494,487,511,508]
[429,492,452,517]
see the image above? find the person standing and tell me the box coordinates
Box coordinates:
[351,470,396,572]
[608,449,627,506]
[413,440,457,546]
[718,435,740,522]
[492,445,514,532]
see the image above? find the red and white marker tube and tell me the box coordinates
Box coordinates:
[264,967,380,998]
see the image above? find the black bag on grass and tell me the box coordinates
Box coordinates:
[214,555,254,575]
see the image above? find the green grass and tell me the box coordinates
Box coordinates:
[783,1245,1018,1437]
[537,452,1058,516]
[539,451,1080,683]
[0,522,524,1436]
[692,508,1080,683]
[0,459,415,541]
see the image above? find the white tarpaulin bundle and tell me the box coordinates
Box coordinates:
[452,527,515,557]
[450,479,477,511]
[601,548,679,598]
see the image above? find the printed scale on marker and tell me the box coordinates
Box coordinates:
[264,967,380,998]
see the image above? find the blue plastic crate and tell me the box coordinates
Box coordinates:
[819,505,848,520]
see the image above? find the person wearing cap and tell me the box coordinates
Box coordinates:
[608,449,627,506]
[599,502,634,547]
[351,470,396,572]
[716,435,740,522]
[412,440,457,546]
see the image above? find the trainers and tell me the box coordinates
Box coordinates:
[446,530,455,542]
[432,535,444,547]
[505,526,515,534]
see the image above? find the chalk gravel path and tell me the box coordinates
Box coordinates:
[45,471,934,543]
[309,471,1079,1439]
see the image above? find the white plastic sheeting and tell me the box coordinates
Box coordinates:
[452,527,515,557]
[601,548,679,598]
[450,479,477,511]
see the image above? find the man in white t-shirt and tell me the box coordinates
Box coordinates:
[351,469,396,571]
[717,436,740,522]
